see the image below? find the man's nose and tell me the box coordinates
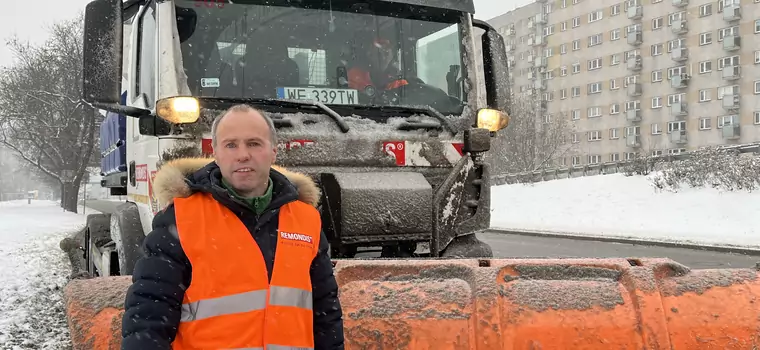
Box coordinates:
[234,148,251,162]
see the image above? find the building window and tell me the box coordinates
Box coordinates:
[610,79,619,90]
[587,82,602,94]
[588,10,603,23]
[588,155,601,164]
[572,156,580,166]
[572,109,580,120]
[572,133,579,143]
[588,58,602,70]
[588,33,603,47]
[572,16,580,28]
[651,96,662,109]
[610,128,619,139]
[610,54,620,65]
[588,130,602,141]
[651,123,662,135]
[573,39,581,50]
[572,63,581,73]
[652,70,662,82]
[572,86,581,97]
[754,111,760,124]
[652,17,663,30]
[699,89,711,102]
[699,60,712,73]
[699,4,712,17]
[651,43,663,56]
[611,28,621,40]
[610,153,620,162]
[588,106,602,118]
[668,121,686,133]
[610,103,620,114]
[699,117,712,130]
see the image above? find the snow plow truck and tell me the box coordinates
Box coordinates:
[62,0,760,348]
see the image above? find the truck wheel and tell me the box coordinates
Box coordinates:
[110,203,145,275]
[440,232,493,258]
[84,214,111,276]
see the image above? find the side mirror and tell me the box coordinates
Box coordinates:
[83,0,149,117]
[472,19,510,114]
[139,115,172,136]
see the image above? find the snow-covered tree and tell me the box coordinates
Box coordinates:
[486,93,574,175]
[650,145,760,192]
[0,14,100,213]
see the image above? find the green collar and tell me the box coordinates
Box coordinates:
[221,177,273,215]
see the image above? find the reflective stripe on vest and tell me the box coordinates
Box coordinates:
[172,192,321,350]
[180,286,313,322]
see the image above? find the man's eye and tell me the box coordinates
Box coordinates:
[225,143,236,148]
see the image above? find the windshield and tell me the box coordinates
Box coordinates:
[173,0,467,115]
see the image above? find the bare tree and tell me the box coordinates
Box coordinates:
[0,14,100,213]
[486,93,574,175]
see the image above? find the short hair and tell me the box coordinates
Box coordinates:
[210,104,277,148]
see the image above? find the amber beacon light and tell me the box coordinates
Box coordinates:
[477,108,509,132]
[156,97,200,124]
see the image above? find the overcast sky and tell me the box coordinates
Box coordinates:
[0,0,532,68]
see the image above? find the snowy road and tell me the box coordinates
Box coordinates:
[85,199,760,269]
[0,200,93,349]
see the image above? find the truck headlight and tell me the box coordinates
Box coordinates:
[476,108,509,132]
[156,97,200,124]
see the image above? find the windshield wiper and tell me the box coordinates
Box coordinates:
[333,104,456,134]
[198,97,350,133]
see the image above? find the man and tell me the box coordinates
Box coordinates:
[347,36,408,98]
[121,104,344,349]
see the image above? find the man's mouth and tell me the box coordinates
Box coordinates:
[234,168,254,173]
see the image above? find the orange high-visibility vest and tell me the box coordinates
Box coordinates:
[348,67,409,92]
[171,192,321,350]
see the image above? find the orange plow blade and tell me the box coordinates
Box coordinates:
[64,258,760,349]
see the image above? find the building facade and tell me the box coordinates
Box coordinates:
[484,0,760,168]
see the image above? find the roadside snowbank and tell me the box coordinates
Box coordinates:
[490,173,760,249]
[0,200,95,349]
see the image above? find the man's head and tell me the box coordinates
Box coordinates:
[211,104,277,197]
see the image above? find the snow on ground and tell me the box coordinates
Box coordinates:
[490,173,760,249]
[0,200,97,349]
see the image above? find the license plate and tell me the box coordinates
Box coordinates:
[276,87,359,105]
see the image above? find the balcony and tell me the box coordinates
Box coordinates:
[534,79,545,90]
[527,55,534,63]
[527,37,534,46]
[722,65,740,80]
[672,0,688,7]
[533,35,545,46]
[626,135,642,147]
[627,6,643,20]
[627,31,642,45]
[723,4,741,22]
[671,47,688,61]
[527,70,536,80]
[507,27,515,36]
[626,56,642,71]
[670,103,687,118]
[722,124,741,139]
[535,13,547,23]
[671,19,687,35]
[534,57,547,67]
[670,130,688,144]
[627,83,642,97]
[722,95,740,110]
[626,109,642,122]
[723,36,740,51]
[670,74,689,89]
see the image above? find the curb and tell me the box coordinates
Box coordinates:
[488,228,760,257]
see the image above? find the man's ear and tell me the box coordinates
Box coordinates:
[271,145,278,163]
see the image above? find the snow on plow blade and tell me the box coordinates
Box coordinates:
[63,258,760,349]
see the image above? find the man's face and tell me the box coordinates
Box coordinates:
[213,110,277,197]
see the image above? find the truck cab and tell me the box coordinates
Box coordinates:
[84,0,511,276]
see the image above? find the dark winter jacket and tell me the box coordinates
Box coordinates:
[121,157,344,350]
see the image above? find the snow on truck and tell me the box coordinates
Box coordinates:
[84,0,510,277]
[62,0,760,348]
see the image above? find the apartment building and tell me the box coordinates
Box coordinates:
[486,0,760,168]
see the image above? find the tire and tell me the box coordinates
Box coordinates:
[110,203,146,276]
[84,214,111,276]
[440,232,494,258]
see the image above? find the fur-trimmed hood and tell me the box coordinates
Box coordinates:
[151,157,320,210]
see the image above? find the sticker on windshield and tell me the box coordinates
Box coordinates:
[276,87,359,105]
[201,78,220,88]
